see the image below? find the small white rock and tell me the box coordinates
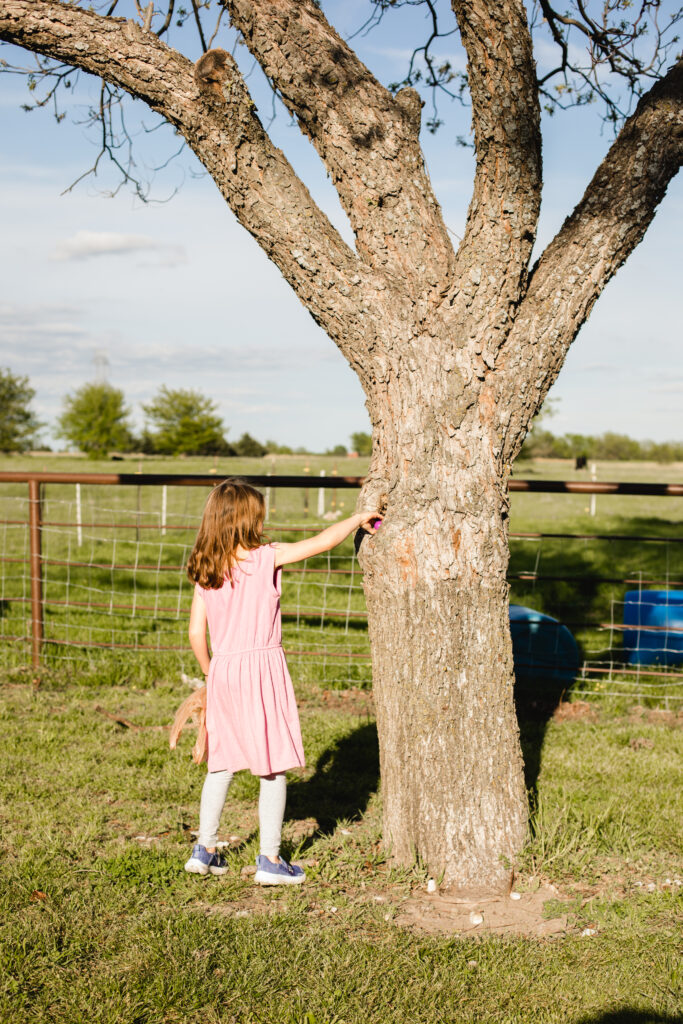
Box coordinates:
[340,828,352,836]
[215,841,230,849]
[647,882,656,891]
[581,928,597,937]
[384,912,391,921]
[665,878,672,885]
[427,878,437,893]
[330,906,338,914]
[509,891,521,901]
[372,895,386,903]
[469,912,484,926]
[467,960,478,969]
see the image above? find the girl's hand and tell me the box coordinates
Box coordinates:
[356,511,380,533]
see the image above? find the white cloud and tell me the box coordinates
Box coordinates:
[50,231,186,265]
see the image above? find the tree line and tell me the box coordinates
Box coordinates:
[521,427,683,464]
[0,367,372,458]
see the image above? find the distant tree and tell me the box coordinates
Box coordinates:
[57,382,133,457]
[0,368,43,452]
[233,432,267,458]
[326,444,348,456]
[350,432,372,457]
[264,439,293,455]
[142,387,231,455]
[595,431,642,461]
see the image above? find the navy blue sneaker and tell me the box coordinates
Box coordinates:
[184,843,229,877]
[254,854,305,886]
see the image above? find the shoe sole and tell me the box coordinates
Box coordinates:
[254,869,305,886]
[184,859,210,876]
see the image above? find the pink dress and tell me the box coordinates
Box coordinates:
[196,543,305,775]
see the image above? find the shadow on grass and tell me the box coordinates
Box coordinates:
[576,1012,682,1024]
[283,704,552,844]
[286,721,379,835]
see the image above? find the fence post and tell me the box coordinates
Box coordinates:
[28,479,43,669]
[317,470,326,517]
[590,462,597,517]
[161,484,167,537]
[75,482,83,547]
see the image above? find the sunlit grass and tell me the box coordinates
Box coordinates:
[1,670,681,1023]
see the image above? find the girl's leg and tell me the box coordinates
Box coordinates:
[258,773,287,860]
[198,769,233,850]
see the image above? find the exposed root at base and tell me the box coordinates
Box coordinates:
[396,883,567,937]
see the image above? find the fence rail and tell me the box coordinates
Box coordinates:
[1,471,682,704]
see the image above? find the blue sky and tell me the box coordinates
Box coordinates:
[0,0,681,449]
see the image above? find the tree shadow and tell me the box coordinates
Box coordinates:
[286,721,379,835]
[574,1011,682,1024]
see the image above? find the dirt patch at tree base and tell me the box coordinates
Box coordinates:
[395,884,568,938]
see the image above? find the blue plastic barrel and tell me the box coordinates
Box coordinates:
[509,604,580,688]
[623,590,683,667]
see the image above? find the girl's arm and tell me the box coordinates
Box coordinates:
[274,511,377,568]
[188,589,211,675]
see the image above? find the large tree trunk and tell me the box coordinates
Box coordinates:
[359,375,526,891]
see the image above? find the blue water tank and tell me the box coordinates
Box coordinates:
[509,604,580,687]
[623,590,683,667]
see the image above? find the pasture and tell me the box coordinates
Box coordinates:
[1,454,682,1022]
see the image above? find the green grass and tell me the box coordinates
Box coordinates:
[1,669,682,1023]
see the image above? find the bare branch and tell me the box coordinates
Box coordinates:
[224,0,454,291]
[499,56,683,460]
[0,0,383,383]
[155,0,174,37]
[190,0,208,52]
[530,0,683,125]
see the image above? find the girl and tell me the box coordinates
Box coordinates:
[183,478,377,885]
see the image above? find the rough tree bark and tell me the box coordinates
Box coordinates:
[2,0,681,891]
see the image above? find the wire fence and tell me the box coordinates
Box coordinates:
[1,471,682,705]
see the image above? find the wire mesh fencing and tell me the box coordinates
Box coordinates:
[1,471,682,704]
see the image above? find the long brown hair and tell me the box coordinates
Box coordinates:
[187,479,266,589]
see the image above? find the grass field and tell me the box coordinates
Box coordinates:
[1,455,682,1021]
[1,669,681,1023]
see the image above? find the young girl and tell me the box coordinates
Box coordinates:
[183,478,377,885]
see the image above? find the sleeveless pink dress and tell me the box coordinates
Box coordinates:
[196,543,305,775]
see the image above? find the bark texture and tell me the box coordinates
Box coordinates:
[2,0,681,890]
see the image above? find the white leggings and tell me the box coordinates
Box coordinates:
[198,770,287,858]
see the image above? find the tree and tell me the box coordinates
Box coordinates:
[350,432,373,457]
[0,367,43,452]
[57,381,134,457]
[2,0,681,891]
[233,432,267,458]
[265,440,294,455]
[142,386,231,455]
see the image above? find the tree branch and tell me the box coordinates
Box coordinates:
[0,0,382,386]
[446,0,542,365]
[499,56,683,461]
[223,0,454,292]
